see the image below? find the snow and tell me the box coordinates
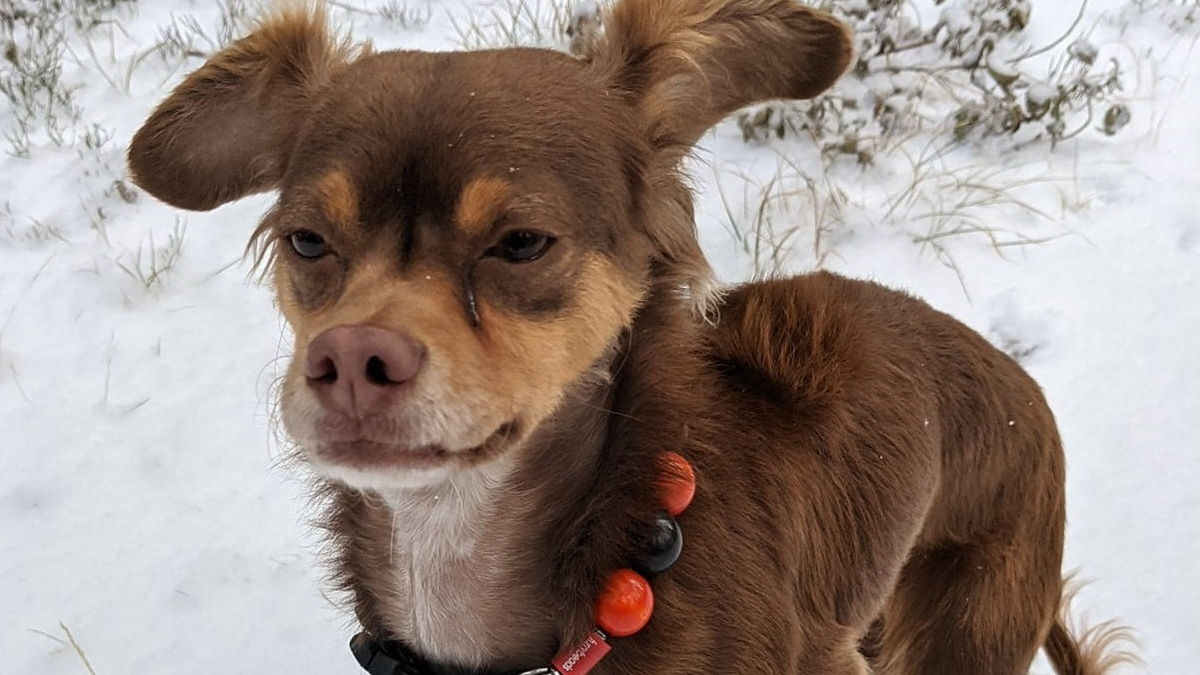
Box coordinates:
[3,1,1197,674]
[1068,37,1100,65]
[1027,82,1058,108]
[940,6,975,35]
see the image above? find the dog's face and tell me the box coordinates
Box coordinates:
[261,49,658,488]
[128,0,851,490]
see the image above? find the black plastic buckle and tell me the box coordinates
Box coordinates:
[351,631,558,675]
[351,633,424,675]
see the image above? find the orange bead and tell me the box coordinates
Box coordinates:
[595,569,654,638]
[659,451,696,517]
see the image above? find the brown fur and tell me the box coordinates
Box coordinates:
[128,1,1132,673]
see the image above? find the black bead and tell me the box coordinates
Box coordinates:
[636,511,683,575]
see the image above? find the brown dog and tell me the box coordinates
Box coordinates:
[128,0,1130,673]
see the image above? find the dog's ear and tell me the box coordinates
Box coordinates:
[128,8,366,211]
[589,0,852,149]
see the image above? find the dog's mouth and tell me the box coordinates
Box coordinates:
[315,440,451,470]
[310,419,521,473]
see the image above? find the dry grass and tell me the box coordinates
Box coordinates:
[449,0,579,49]
[712,132,1077,287]
[113,220,187,294]
[29,622,99,675]
[327,0,433,29]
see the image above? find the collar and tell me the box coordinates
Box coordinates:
[351,632,558,675]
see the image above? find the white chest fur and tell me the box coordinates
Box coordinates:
[378,460,546,668]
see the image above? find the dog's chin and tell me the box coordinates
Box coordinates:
[304,423,520,492]
[309,449,460,491]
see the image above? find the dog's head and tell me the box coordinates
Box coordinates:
[128,0,850,490]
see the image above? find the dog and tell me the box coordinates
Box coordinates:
[127,0,1131,673]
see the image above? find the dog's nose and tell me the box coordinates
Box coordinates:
[304,326,425,416]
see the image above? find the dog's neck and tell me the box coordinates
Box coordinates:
[328,298,705,672]
[326,366,627,672]
[384,375,616,670]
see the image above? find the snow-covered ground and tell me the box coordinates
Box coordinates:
[2,0,1196,673]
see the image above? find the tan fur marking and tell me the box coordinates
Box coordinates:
[317,170,359,228]
[470,255,642,428]
[454,177,511,237]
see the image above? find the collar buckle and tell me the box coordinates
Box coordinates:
[351,633,422,675]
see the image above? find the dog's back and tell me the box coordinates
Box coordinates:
[703,273,1072,673]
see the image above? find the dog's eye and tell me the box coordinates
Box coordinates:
[487,230,554,263]
[288,230,327,260]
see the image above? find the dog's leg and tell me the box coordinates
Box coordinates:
[873,535,1062,675]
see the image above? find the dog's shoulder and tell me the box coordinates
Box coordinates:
[701,272,934,408]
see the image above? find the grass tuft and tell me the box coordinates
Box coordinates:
[449,0,580,49]
[113,220,187,293]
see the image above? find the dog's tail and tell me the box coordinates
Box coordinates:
[1043,578,1140,675]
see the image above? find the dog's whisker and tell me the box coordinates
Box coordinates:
[579,402,641,423]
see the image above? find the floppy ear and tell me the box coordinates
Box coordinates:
[128,8,366,211]
[589,0,852,149]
